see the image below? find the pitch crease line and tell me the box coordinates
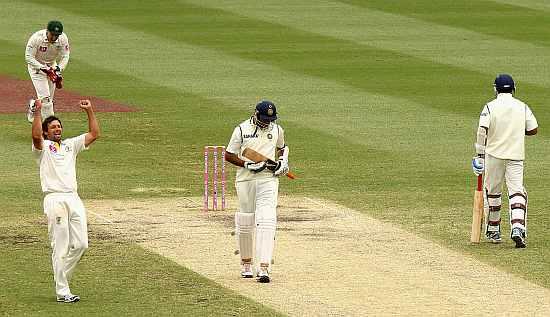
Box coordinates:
[88,210,114,225]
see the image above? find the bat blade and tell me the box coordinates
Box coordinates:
[242,148,297,179]
[470,175,484,243]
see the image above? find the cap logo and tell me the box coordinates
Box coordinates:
[267,109,274,116]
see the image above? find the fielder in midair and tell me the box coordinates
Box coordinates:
[25,20,70,122]
[31,99,100,302]
[225,100,290,283]
[472,74,538,248]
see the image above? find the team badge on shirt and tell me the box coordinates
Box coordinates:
[49,143,60,153]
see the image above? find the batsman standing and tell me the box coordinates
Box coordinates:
[31,99,100,302]
[25,20,70,122]
[225,100,290,283]
[472,74,538,248]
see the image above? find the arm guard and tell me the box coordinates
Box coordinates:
[475,126,487,156]
[278,145,289,163]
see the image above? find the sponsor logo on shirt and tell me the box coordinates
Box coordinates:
[39,46,47,52]
[243,133,258,139]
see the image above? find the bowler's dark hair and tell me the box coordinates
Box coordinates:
[42,116,63,139]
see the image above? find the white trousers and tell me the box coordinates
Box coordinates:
[43,193,89,297]
[236,177,279,269]
[484,154,527,234]
[28,66,55,118]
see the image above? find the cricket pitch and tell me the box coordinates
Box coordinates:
[87,196,550,316]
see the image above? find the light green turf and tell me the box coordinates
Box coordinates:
[185,0,550,86]
[1,0,550,315]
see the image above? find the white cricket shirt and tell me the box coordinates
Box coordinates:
[32,134,87,194]
[25,29,70,71]
[478,93,538,160]
[227,118,285,182]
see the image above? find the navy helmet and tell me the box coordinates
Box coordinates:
[255,100,277,122]
[494,74,515,93]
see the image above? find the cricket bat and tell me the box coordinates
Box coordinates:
[470,174,484,243]
[242,148,296,179]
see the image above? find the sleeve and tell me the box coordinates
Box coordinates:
[525,105,538,131]
[32,141,44,163]
[478,104,490,128]
[25,33,46,70]
[57,34,70,71]
[226,126,242,154]
[70,134,88,155]
[276,125,285,148]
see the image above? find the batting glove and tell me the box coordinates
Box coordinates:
[273,159,289,176]
[472,156,484,176]
[244,161,267,173]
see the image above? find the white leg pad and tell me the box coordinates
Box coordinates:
[485,194,502,233]
[255,217,276,268]
[235,212,255,261]
[509,192,527,232]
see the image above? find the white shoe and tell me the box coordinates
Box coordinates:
[486,231,502,244]
[26,99,36,123]
[511,228,526,248]
[241,263,253,278]
[56,294,80,303]
[257,268,270,283]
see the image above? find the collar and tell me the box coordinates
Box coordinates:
[497,93,513,99]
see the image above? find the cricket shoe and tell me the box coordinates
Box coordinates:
[26,99,36,123]
[486,231,502,244]
[56,294,80,303]
[511,228,526,248]
[241,263,253,278]
[257,269,270,283]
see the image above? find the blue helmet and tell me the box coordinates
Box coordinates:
[494,74,515,93]
[255,100,277,122]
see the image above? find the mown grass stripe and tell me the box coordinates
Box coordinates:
[185,0,550,87]
[0,0,477,159]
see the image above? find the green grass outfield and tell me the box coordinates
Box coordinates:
[1,0,549,315]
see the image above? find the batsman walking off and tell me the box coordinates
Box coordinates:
[225,100,290,283]
[472,74,538,248]
[31,99,100,302]
[25,20,70,122]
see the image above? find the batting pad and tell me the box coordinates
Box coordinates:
[235,212,255,261]
[509,192,527,231]
[256,218,276,268]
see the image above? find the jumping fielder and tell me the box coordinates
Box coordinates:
[225,100,290,283]
[31,99,100,302]
[472,74,538,248]
[25,20,70,122]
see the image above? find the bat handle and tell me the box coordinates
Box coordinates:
[476,174,483,191]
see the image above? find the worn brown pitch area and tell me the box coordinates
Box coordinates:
[0,75,136,113]
[87,196,550,316]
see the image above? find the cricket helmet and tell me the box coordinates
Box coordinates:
[47,20,63,35]
[494,74,515,93]
[255,100,277,122]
